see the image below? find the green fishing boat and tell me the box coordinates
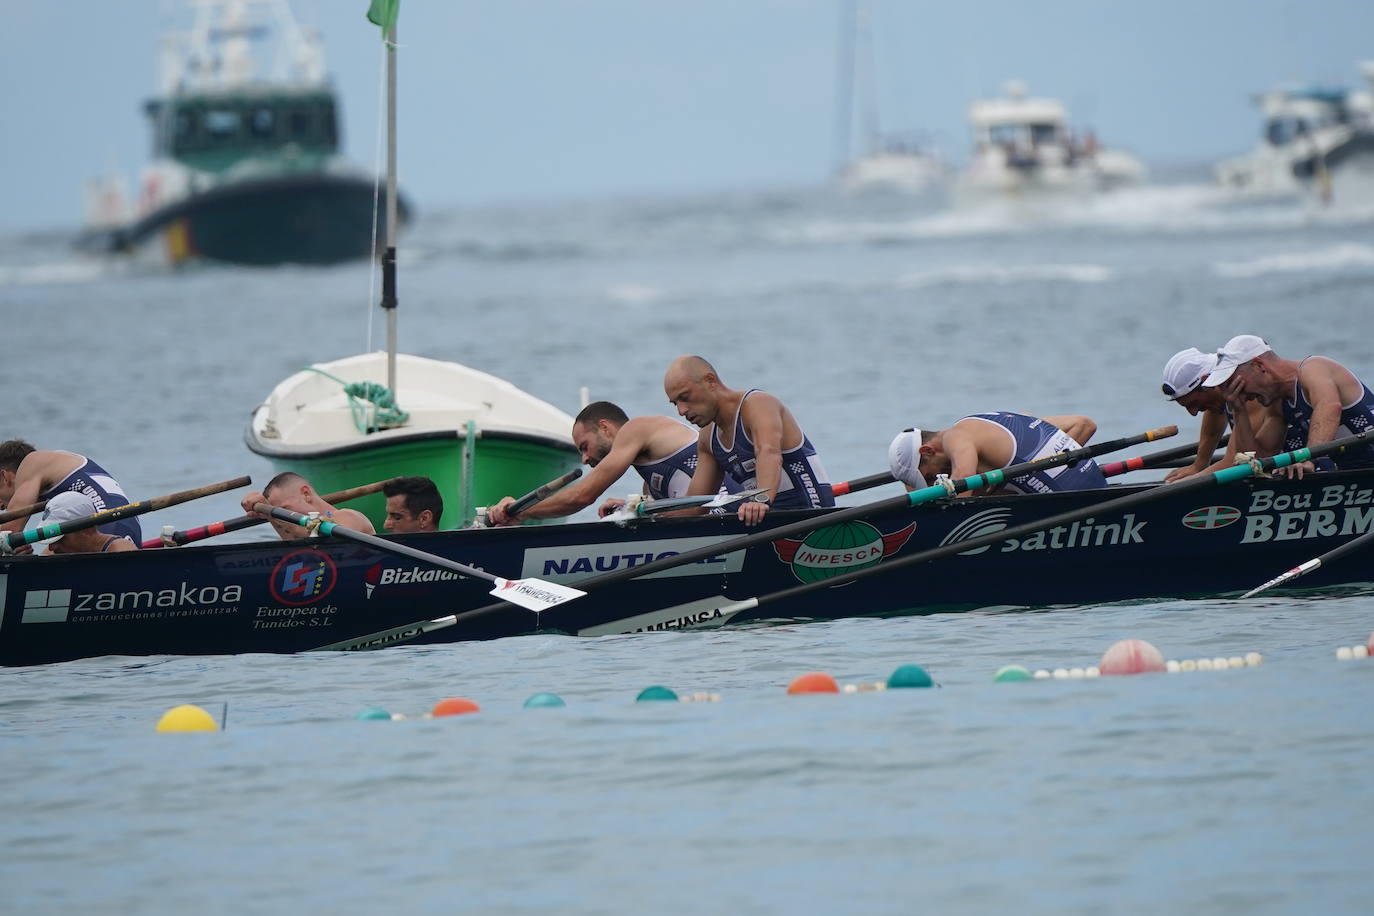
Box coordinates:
[245,5,578,529]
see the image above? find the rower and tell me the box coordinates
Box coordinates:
[1206,334,1374,477]
[0,439,141,553]
[487,401,740,526]
[1159,346,1282,483]
[663,355,834,527]
[382,476,444,533]
[241,472,376,539]
[41,492,137,554]
[888,412,1106,497]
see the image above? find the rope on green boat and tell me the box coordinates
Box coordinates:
[303,366,409,433]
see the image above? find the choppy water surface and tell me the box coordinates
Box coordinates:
[3,180,1374,913]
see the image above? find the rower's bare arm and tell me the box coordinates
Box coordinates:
[741,396,785,505]
[0,454,50,534]
[1167,411,1227,482]
[685,428,725,498]
[1301,363,1345,448]
[944,429,982,492]
[1044,415,1096,445]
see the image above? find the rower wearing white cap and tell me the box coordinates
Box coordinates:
[1159,346,1282,483]
[1206,334,1374,476]
[41,492,137,554]
[887,412,1105,497]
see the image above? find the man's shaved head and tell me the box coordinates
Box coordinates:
[665,355,718,387]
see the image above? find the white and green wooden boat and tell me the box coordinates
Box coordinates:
[246,6,578,529]
[245,352,579,530]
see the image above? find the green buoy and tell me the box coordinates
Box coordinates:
[887,664,934,689]
[635,685,679,702]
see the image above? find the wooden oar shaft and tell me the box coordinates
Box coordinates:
[0,498,49,525]
[507,468,583,518]
[1100,435,1231,478]
[316,424,1179,651]
[831,472,896,497]
[2,476,251,551]
[143,479,396,549]
[258,504,498,585]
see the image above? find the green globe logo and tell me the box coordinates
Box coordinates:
[789,521,885,584]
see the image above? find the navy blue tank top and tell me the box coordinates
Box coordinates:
[961,412,1107,494]
[709,390,833,510]
[40,456,142,543]
[1281,360,1374,470]
[634,441,741,500]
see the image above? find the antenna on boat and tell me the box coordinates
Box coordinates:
[369,0,400,400]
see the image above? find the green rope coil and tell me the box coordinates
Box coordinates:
[303,366,410,434]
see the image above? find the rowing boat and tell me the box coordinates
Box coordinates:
[3,467,1371,666]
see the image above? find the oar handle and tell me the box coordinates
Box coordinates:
[3,476,251,551]
[1100,434,1230,478]
[256,504,499,585]
[831,472,896,497]
[506,468,583,518]
[143,478,398,548]
[0,498,48,525]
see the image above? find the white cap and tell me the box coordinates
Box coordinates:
[1161,348,1218,400]
[888,429,928,489]
[42,491,98,526]
[1204,334,1270,387]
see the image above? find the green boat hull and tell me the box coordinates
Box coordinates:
[253,429,579,530]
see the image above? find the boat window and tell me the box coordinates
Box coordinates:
[249,107,275,140]
[205,109,240,141]
[288,108,314,140]
[1030,123,1059,146]
[988,124,1021,146]
[1265,117,1307,146]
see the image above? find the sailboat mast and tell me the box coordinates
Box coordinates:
[383,22,398,398]
[831,0,857,175]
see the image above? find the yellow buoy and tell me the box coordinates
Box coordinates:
[156,704,219,733]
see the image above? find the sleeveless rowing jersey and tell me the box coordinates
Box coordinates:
[1281,359,1374,470]
[709,390,834,510]
[40,455,142,543]
[961,412,1107,494]
[634,441,741,500]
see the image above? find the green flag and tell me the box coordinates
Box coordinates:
[366,0,400,34]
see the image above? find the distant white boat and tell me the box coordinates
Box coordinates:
[954,81,1146,205]
[831,1,948,196]
[1215,62,1374,203]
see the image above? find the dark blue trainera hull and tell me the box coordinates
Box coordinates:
[3,472,1372,665]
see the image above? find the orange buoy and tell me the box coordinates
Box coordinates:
[1098,639,1166,675]
[432,697,480,717]
[787,671,839,694]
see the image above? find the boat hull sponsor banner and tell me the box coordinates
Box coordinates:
[773,521,915,584]
[578,596,749,636]
[520,536,746,582]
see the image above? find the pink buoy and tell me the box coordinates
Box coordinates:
[1367,631,1374,653]
[1099,639,1166,676]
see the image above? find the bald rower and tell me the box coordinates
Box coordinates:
[663,355,833,526]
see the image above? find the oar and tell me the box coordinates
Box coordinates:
[648,430,1374,622]
[315,423,1177,651]
[0,477,251,553]
[257,504,585,613]
[599,487,768,523]
[1099,435,1230,478]
[0,498,50,525]
[503,468,583,519]
[141,478,399,548]
[1240,530,1374,598]
[831,471,896,497]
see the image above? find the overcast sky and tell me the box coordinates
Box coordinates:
[2,0,1372,232]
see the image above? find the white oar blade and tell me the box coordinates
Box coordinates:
[489,577,587,611]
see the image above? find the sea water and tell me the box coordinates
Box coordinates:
[2,180,1373,913]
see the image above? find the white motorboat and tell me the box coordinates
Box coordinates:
[831,1,948,195]
[1215,62,1374,203]
[954,81,1146,205]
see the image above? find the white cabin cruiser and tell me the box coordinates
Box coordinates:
[1215,62,1374,203]
[954,81,1146,204]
